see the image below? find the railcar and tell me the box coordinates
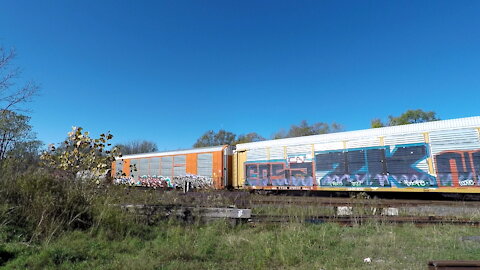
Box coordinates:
[232,116,480,194]
[113,145,234,189]
[113,116,480,195]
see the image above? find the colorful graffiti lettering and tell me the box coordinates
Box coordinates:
[114,177,136,185]
[173,174,214,189]
[139,175,173,188]
[315,144,436,188]
[114,174,213,189]
[245,144,480,189]
[435,150,480,187]
[114,175,173,188]
[245,157,314,186]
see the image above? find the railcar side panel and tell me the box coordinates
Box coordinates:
[236,118,480,193]
[122,159,130,176]
[212,151,223,189]
[186,153,197,175]
[112,146,228,189]
[233,151,247,188]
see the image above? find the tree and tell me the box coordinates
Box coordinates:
[370,118,385,128]
[272,120,343,139]
[0,139,42,174]
[40,127,120,179]
[0,46,40,168]
[388,109,439,125]
[0,46,39,112]
[371,109,439,128]
[234,132,265,144]
[0,110,36,160]
[193,129,236,148]
[115,140,158,155]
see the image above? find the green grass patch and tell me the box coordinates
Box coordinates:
[2,221,480,269]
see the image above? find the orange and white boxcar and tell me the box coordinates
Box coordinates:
[113,145,233,189]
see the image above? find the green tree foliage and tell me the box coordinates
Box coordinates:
[0,46,41,174]
[272,120,343,139]
[388,109,439,125]
[1,140,42,174]
[0,110,37,160]
[115,140,158,155]
[40,127,120,179]
[370,118,385,128]
[371,109,439,128]
[234,132,265,144]
[193,130,236,148]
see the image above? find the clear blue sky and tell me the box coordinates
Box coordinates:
[1,0,479,150]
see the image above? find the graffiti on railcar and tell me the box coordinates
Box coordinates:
[114,175,173,188]
[114,174,214,189]
[315,144,436,188]
[435,149,480,187]
[245,155,314,186]
[244,144,480,189]
[172,174,214,189]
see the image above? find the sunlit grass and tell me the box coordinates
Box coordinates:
[3,221,480,269]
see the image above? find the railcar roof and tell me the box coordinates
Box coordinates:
[236,116,480,151]
[116,145,227,160]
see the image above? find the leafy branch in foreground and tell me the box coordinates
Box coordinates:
[40,126,120,179]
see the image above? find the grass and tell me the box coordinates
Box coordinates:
[2,173,480,269]
[2,221,480,269]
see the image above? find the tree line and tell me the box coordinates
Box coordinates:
[191,110,439,148]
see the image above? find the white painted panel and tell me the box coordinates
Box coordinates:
[314,141,344,152]
[269,146,284,159]
[236,116,480,151]
[130,159,139,178]
[137,158,149,176]
[174,155,186,164]
[149,157,161,175]
[197,153,213,177]
[160,157,173,177]
[384,133,424,146]
[247,148,268,161]
[346,137,380,149]
[286,144,312,155]
[174,166,186,176]
[429,128,480,155]
[118,145,225,160]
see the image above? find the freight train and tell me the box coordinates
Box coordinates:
[113,116,480,194]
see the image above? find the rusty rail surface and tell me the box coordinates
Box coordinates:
[123,189,480,208]
[250,214,480,226]
[428,260,480,269]
[247,197,480,208]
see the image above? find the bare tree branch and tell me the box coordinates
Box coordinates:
[0,45,39,160]
[0,46,39,112]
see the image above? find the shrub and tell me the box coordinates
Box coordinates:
[0,172,97,243]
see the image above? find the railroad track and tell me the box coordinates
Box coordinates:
[250,214,480,226]
[246,197,480,208]
[118,188,480,206]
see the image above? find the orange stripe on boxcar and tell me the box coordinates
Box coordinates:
[123,159,131,177]
[186,153,197,175]
[212,151,223,189]
[449,159,459,187]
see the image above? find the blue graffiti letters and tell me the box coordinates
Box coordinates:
[315,144,436,188]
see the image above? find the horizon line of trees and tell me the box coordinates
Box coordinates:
[191,109,440,148]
